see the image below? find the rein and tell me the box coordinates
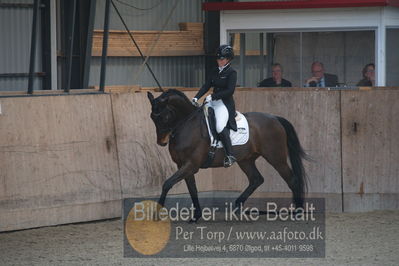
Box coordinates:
[170,106,202,139]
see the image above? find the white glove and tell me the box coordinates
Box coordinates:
[192,97,199,106]
[205,94,212,103]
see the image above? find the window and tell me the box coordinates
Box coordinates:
[228,30,375,87]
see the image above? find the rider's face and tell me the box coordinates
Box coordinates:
[217,58,229,67]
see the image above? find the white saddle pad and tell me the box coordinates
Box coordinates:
[204,107,249,148]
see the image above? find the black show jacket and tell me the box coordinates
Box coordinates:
[194,64,238,131]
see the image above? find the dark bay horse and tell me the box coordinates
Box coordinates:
[147,89,308,221]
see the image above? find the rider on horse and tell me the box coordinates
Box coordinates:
[192,45,238,167]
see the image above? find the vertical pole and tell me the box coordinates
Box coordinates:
[50,0,57,90]
[376,26,386,86]
[204,0,220,86]
[82,0,97,89]
[259,32,264,83]
[40,0,52,90]
[343,32,347,86]
[28,0,40,94]
[239,33,246,87]
[299,32,303,86]
[99,0,111,92]
[64,0,77,92]
[266,33,274,78]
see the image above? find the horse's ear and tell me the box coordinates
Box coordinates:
[147,92,155,105]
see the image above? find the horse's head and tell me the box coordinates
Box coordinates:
[147,89,196,146]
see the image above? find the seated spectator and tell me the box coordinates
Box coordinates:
[357,63,375,86]
[258,63,292,87]
[305,61,338,87]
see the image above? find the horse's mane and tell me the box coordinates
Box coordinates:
[161,89,193,106]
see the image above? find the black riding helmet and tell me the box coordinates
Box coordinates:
[216,44,234,60]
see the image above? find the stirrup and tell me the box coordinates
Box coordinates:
[223,155,236,168]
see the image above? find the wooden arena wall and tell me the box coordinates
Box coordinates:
[0,95,122,231]
[0,88,398,231]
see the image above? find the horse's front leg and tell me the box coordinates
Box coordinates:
[185,175,202,223]
[158,163,195,207]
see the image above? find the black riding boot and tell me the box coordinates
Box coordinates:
[219,127,236,167]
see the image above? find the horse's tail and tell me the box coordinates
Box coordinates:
[276,116,309,206]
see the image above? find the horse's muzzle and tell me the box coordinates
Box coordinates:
[157,133,170,146]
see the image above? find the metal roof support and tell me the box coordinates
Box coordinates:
[99,0,111,92]
[266,33,274,78]
[204,0,221,84]
[49,0,57,90]
[82,0,97,89]
[259,32,264,82]
[299,32,303,86]
[64,0,77,93]
[239,33,246,87]
[28,0,40,94]
[40,0,53,90]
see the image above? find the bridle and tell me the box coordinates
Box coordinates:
[152,102,203,139]
[151,105,176,134]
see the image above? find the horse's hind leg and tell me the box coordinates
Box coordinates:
[185,175,202,222]
[277,163,303,207]
[264,154,304,208]
[235,159,265,208]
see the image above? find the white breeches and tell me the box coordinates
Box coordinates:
[206,99,229,133]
